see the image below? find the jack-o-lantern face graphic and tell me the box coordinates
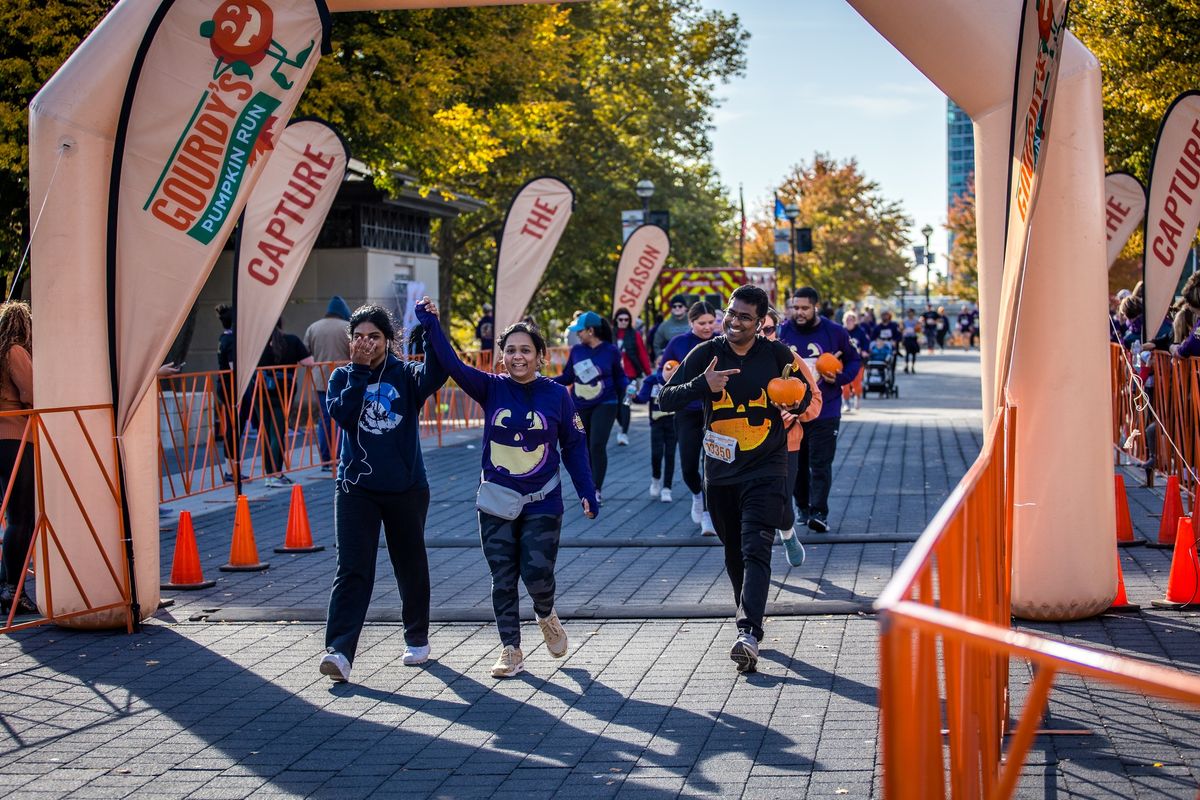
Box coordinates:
[490,408,550,477]
[202,0,274,67]
[708,389,772,451]
[574,380,603,401]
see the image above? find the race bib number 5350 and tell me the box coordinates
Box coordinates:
[703,429,738,464]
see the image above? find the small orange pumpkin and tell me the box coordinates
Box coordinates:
[815,352,843,377]
[767,376,806,406]
[663,360,680,372]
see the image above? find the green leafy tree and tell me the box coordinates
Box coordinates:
[0,1,111,288]
[745,154,912,305]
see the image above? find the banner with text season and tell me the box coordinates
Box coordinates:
[1103,171,1145,269]
[493,177,575,343]
[992,0,1071,402]
[612,224,671,319]
[236,118,348,400]
[110,0,330,432]
[1143,92,1200,331]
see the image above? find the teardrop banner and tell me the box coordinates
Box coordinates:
[1104,171,1146,270]
[612,224,670,320]
[235,119,349,402]
[1142,92,1200,332]
[493,177,575,345]
[992,0,1072,404]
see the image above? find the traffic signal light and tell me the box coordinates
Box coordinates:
[796,227,813,253]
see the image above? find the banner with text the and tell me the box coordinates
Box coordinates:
[1104,172,1146,270]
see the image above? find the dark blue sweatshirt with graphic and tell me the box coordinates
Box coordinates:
[326,339,448,494]
[778,318,861,420]
[659,331,713,412]
[633,372,673,421]
[416,306,599,517]
[552,341,627,409]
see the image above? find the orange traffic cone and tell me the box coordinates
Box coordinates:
[162,511,216,590]
[1149,475,1185,549]
[1108,551,1140,612]
[1114,475,1142,547]
[220,494,269,572]
[1151,516,1200,609]
[275,485,324,553]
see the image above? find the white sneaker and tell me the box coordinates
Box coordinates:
[264,476,283,489]
[691,493,704,523]
[660,487,673,503]
[701,511,717,537]
[537,609,569,658]
[649,477,662,497]
[319,649,351,683]
[617,432,630,446]
[491,645,525,678]
[401,644,430,666]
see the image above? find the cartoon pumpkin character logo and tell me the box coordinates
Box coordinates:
[200,0,315,89]
[709,389,771,451]
[574,379,604,402]
[489,408,550,477]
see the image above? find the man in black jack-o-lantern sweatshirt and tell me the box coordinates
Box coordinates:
[659,285,813,674]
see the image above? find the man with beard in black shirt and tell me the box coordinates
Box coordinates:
[659,285,812,673]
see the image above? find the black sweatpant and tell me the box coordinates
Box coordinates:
[783,449,800,529]
[650,415,677,486]
[617,402,631,435]
[0,440,35,588]
[479,511,562,647]
[578,402,618,490]
[707,475,789,642]
[674,408,705,496]
[795,417,840,517]
[326,484,431,662]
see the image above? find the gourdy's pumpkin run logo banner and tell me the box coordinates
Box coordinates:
[109,0,329,429]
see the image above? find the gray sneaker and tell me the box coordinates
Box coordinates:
[780,529,806,568]
[730,631,759,673]
[319,649,351,683]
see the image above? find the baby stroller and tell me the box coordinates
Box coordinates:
[864,341,899,398]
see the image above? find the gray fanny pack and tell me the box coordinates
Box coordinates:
[476,473,561,520]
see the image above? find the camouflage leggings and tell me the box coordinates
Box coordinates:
[479,511,562,647]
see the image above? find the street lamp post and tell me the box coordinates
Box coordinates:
[635,179,655,222]
[784,202,800,294]
[921,224,934,306]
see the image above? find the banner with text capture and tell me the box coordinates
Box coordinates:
[235,119,347,399]
[1143,92,1200,331]
[992,0,1071,403]
[110,0,330,431]
[612,224,670,320]
[493,177,574,343]
[1103,171,1146,270]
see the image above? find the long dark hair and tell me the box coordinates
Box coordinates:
[0,301,32,382]
[350,305,399,356]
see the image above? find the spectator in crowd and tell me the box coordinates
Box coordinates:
[1170,273,1200,358]
[612,307,652,446]
[901,308,922,373]
[0,302,35,616]
[259,318,315,488]
[304,296,352,470]
[652,295,692,358]
[214,303,244,483]
[476,303,495,351]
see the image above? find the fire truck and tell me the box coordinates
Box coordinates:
[656,267,777,314]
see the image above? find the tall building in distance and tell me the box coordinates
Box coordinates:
[946,99,975,279]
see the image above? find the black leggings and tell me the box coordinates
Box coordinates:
[578,403,618,490]
[326,485,431,661]
[0,440,35,588]
[650,416,677,486]
[903,336,919,369]
[674,408,705,496]
[617,402,631,434]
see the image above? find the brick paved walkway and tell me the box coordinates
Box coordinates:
[3,350,1200,798]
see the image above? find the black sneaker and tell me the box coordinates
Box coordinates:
[0,586,37,615]
[807,512,829,533]
[277,473,294,485]
[730,631,759,673]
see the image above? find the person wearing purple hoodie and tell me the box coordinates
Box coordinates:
[415,298,598,680]
[778,287,861,533]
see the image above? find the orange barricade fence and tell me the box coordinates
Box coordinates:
[877,400,1200,799]
[1110,343,1200,505]
[0,404,134,634]
[158,346,573,502]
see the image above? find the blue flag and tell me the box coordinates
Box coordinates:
[774,196,786,220]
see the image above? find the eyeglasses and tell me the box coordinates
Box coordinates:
[670,303,686,309]
[723,308,758,325]
[616,317,630,323]
[761,325,776,335]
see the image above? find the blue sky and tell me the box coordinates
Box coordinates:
[700,0,949,266]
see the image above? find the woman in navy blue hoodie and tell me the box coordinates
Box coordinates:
[553,311,627,496]
[415,299,599,679]
[319,305,448,684]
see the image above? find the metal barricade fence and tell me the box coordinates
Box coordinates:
[877,400,1200,798]
[0,404,134,634]
[158,346,572,502]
